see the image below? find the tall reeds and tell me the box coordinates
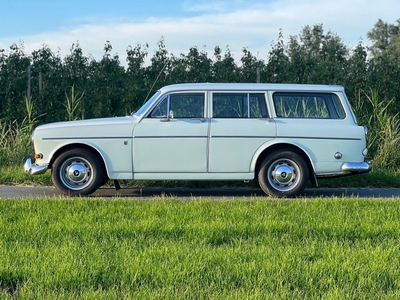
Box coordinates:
[354,88,400,170]
[0,87,86,167]
[64,86,84,121]
[0,96,42,166]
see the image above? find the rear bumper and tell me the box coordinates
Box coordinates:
[341,161,372,174]
[24,158,49,175]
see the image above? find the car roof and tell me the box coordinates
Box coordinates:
[158,83,345,93]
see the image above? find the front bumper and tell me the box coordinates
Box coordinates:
[24,158,49,175]
[341,161,372,174]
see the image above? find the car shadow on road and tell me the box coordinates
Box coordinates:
[91,187,400,199]
[3,185,399,199]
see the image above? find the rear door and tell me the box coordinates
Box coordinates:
[208,92,276,173]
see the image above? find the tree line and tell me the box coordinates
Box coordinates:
[0,19,399,125]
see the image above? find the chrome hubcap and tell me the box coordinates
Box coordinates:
[268,158,300,192]
[68,163,86,181]
[274,165,293,184]
[60,157,93,190]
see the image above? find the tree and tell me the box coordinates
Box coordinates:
[239,47,265,83]
[345,42,369,103]
[31,45,64,123]
[265,29,290,83]
[367,19,400,110]
[126,43,149,112]
[0,43,31,122]
[183,46,213,82]
[212,46,238,82]
[146,37,171,93]
[286,24,348,85]
[62,43,91,120]
[367,19,400,56]
[87,41,126,118]
[168,54,187,85]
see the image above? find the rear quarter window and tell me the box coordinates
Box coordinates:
[212,93,268,118]
[273,92,345,119]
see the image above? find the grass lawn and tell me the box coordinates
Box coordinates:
[1,197,400,299]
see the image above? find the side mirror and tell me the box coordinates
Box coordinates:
[160,110,174,122]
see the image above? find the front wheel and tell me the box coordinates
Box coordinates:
[52,148,103,196]
[258,150,309,198]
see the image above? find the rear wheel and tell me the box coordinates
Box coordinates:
[258,150,309,197]
[52,148,103,196]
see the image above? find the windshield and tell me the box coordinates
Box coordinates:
[133,91,161,116]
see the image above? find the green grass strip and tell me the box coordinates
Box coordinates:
[0,197,400,299]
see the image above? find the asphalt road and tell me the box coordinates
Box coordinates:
[1,185,400,199]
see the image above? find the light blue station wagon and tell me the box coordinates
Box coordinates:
[24,83,371,197]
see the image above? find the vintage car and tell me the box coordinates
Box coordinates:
[24,83,371,197]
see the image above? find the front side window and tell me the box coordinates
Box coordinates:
[273,92,345,119]
[213,93,268,118]
[149,93,204,118]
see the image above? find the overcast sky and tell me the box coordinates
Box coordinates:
[1,0,399,65]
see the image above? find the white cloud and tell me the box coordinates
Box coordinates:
[182,0,250,13]
[1,0,399,66]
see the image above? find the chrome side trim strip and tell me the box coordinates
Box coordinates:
[134,136,208,139]
[210,136,275,139]
[43,135,360,141]
[281,136,361,141]
[42,137,132,140]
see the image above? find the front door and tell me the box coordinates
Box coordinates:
[133,92,208,173]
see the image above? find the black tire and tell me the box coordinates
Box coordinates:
[258,150,309,198]
[52,148,103,196]
[100,175,109,187]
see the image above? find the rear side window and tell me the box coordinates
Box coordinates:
[213,93,268,118]
[273,92,345,119]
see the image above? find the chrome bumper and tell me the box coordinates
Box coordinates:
[341,161,372,173]
[24,158,49,175]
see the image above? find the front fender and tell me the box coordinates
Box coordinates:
[37,138,133,179]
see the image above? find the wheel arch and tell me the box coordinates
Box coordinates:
[252,142,317,187]
[49,143,108,177]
